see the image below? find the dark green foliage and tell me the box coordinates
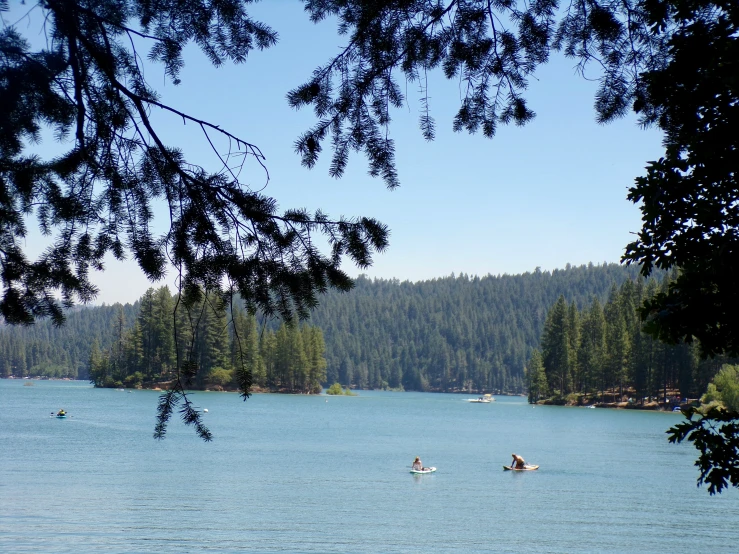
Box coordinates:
[0,0,388,327]
[541,296,571,396]
[290,1,737,374]
[668,407,739,495]
[309,263,642,393]
[537,274,721,402]
[526,349,548,403]
[603,286,630,400]
[2,263,640,393]
[0,302,137,379]
[152,385,212,442]
[81,287,327,395]
[231,306,260,400]
[577,297,606,395]
[153,389,179,440]
[289,0,682,187]
[623,0,738,357]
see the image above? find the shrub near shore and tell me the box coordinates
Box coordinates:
[326,383,356,396]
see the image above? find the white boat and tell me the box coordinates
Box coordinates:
[467,394,494,403]
[410,466,437,474]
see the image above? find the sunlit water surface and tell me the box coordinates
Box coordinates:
[1,380,736,553]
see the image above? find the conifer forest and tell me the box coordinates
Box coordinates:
[0,263,727,398]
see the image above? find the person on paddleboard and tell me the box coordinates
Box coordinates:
[511,453,526,469]
[412,457,425,471]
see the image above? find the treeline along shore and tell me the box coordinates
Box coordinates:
[529,277,737,409]
[5,262,725,402]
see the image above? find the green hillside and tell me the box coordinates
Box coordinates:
[1,263,643,392]
[308,263,643,393]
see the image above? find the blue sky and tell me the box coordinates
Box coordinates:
[10,1,665,305]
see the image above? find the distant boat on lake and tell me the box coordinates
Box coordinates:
[467,394,494,403]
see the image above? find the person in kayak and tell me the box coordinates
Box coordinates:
[511,453,526,469]
[412,457,425,471]
[57,409,66,416]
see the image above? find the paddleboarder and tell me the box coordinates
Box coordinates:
[511,453,526,469]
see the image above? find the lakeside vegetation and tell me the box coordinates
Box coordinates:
[325,383,356,396]
[18,262,736,407]
[86,288,328,393]
[530,276,737,408]
[1,264,736,413]
[700,365,739,413]
[0,263,642,393]
[308,263,645,393]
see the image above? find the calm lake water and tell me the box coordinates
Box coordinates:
[1,380,736,553]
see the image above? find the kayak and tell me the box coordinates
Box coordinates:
[56,414,67,419]
[410,467,437,474]
[503,465,539,471]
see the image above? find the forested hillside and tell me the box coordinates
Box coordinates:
[86,288,328,394]
[0,303,139,379]
[531,278,733,405]
[1,263,644,392]
[308,263,643,393]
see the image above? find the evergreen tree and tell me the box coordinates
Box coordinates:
[231,307,262,388]
[260,329,278,389]
[604,288,630,401]
[304,327,327,394]
[138,286,176,381]
[567,301,581,392]
[577,297,606,396]
[88,339,104,387]
[527,349,548,403]
[200,295,232,387]
[138,289,157,379]
[542,295,571,396]
[123,322,144,381]
[111,306,126,381]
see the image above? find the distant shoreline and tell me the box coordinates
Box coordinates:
[535,397,692,412]
[3,376,335,394]
[1,377,686,411]
[3,376,525,397]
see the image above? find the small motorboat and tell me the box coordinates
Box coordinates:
[503,465,539,471]
[410,467,437,475]
[467,394,494,403]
